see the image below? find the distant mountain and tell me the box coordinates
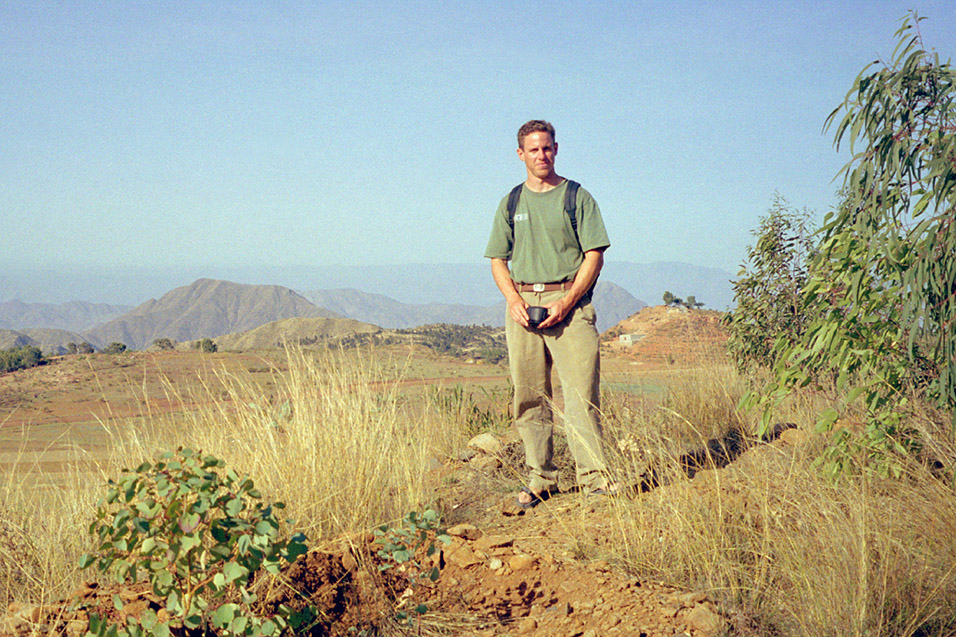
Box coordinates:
[82,279,337,350]
[0,328,89,355]
[591,281,648,332]
[214,316,381,351]
[0,300,132,331]
[0,329,36,351]
[300,289,494,329]
[300,280,644,334]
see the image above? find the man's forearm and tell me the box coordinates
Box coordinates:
[565,249,604,307]
[491,258,523,304]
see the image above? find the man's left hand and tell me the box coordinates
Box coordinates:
[537,296,574,329]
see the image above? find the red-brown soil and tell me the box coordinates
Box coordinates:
[602,306,727,368]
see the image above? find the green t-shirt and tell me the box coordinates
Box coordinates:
[484,181,610,284]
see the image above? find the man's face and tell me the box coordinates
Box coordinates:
[517,131,558,180]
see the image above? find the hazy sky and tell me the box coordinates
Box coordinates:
[3,1,955,280]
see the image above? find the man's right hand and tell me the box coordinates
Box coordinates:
[491,258,531,327]
[508,297,530,327]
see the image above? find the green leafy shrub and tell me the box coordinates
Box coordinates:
[193,338,218,353]
[373,509,450,625]
[0,345,45,373]
[746,12,955,474]
[103,342,128,355]
[724,194,816,375]
[152,338,175,351]
[80,448,309,636]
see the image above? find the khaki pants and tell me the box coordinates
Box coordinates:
[506,289,609,492]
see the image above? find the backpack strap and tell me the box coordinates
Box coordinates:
[506,183,523,232]
[506,179,581,237]
[564,180,580,234]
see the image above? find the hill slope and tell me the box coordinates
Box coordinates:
[0,328,90,356]
[603,305,728,366]
[214,316,380,351]
[82,279,337,350]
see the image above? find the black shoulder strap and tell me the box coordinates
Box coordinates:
[506,183,523,231]
[506,180,581,235]
[564,180,580,234]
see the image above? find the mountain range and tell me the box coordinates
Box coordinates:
[0,260,734,352]
[0,300,131,331]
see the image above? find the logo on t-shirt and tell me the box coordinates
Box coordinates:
[514,213,529,222]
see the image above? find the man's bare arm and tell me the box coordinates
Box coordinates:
[491,257,529,327]
[537,248,604,329]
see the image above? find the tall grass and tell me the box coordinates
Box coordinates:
[0,441,105,608]
[115,346,464,541]
[0,346,467,606]
[598,363,956,636]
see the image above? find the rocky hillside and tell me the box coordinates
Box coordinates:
[82,279,338,350]
[603,305,728,366]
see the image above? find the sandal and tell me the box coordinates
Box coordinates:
[588,482,624,497]
[516,487,544,509]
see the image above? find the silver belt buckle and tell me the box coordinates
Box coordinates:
[532,283,545,292]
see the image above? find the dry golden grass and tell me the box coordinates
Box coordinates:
[0,442,104,608]
[109,346,466,542]
[0,345,468,608]
[2,345,955,637]
[596,363,956,636]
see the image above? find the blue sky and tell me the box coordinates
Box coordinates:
[3,1,955,285]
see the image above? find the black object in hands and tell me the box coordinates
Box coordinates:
[527,306,548,328]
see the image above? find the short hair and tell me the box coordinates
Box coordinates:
[517,120,556,149]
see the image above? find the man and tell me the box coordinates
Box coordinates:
[485,120,618,508]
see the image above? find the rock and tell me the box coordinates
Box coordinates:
[467,432,504,454]
[458,448,478,461]
[515,616,537,633]
[678,591,707,607]
[488,558,503,570]
[474,535,513,552]
[660,604,680,618]
[685,603,726,636]
[340,550,359,572]
[121,600,149,620]
[66,619,88,637]
[544,601,572,617]
[508,554,535,571]
[72,581,98,599]
[447,523,480,540]
[445,540,483,568]
[471,455,502,470]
